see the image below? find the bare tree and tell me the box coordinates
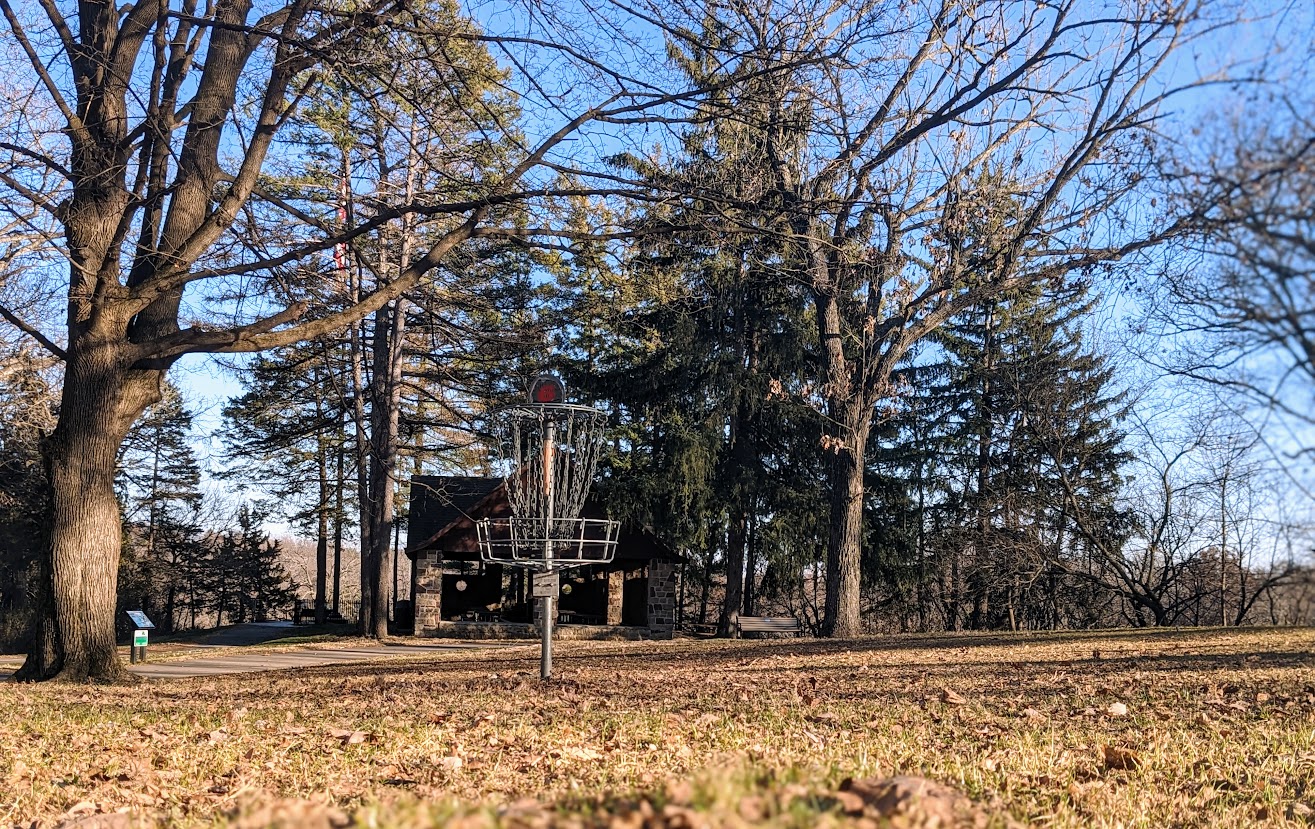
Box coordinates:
[0,0,739,680]
[1159,110,1315,436]
[641,0,1240,635]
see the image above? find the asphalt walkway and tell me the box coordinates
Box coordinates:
[129,639,504,679]
[1,622,517,680]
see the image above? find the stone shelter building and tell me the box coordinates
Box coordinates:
[405,475,682,639]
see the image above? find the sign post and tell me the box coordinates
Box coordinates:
[532,570,558,678]
[125,610,155,664]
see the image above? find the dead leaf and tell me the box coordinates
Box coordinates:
[62,802,98,818]
[439,755,463,771]
[941,688,967,706]
[1101,745,1142,771]
[1106,702,1128,717]
[838,775,964,826]
[326,727,370,744]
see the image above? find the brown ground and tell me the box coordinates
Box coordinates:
[2,627,1313,828]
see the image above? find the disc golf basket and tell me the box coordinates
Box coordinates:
[477,376,618,679]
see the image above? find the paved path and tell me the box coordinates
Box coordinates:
[1,622,517,681]
[183,620,310,647]
[129,639,506,679]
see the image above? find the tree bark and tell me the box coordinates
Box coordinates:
[35,350,161,681]
[823,402,868,638]
[314,423,330,625]
[362,299,405,638]
[717,511,747,636]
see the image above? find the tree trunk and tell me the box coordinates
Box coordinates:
[350,313,373,634]
[314,428,330,625]
[362,298,406,639]
[743,513,757,617]
[823,405,868,638]
[718,511,747,636]
[31,352,161,681]
[333,441,345,615]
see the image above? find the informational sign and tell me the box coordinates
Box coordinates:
[125,610,155,630]
[133,629,149,647]
[532,572,558,598]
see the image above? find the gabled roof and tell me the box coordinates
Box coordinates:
[406,474,684,563]
[407,476,505,554]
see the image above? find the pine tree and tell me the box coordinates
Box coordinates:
[552,25,823,633]
[285,0,530,637]
[221,346,354,624]
[0,346,56,649]
[208,504,298,625]
[115,382,204,632]
[909,276,1129,631]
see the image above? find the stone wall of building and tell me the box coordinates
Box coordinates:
[647,560,678,637]
[413,551,443,636]
[606,569,625,625]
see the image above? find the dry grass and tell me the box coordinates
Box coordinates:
[3,627,1314,828]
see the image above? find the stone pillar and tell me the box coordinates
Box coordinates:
[606,568,625,625]
[413,551,443,636]
[647,559,678,637]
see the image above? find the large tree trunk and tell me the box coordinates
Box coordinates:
[813,279,872,639]
[29,351,161,681]
[822,407,868,638]
[362,298,406,639]
[717,510,747,636]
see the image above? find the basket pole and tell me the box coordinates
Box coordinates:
[541,414,556,680]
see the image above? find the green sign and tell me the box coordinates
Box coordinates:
[133,629,148,647]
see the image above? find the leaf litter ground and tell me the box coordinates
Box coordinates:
[2,627,1313,827]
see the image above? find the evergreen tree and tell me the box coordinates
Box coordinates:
[221,346,354,624]
[554,26,822,633]
[209,504,298,625]
[907,276,1130,631]
[0,346,56,650]
[116,382,204,632]
[285,0,530,637]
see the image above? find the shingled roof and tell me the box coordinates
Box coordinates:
[406,475,504,553]
[406,474,684,564]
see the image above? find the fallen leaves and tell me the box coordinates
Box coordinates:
[3,627,1313,828]
[325,727,372,745]
[940,687,968,706]
[1101,745,1143,772]
[837,775,967,827]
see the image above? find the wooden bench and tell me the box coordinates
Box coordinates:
[733,615,803,638]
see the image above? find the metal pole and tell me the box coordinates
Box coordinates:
[541,417,556,680]
[542,576,553,679]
